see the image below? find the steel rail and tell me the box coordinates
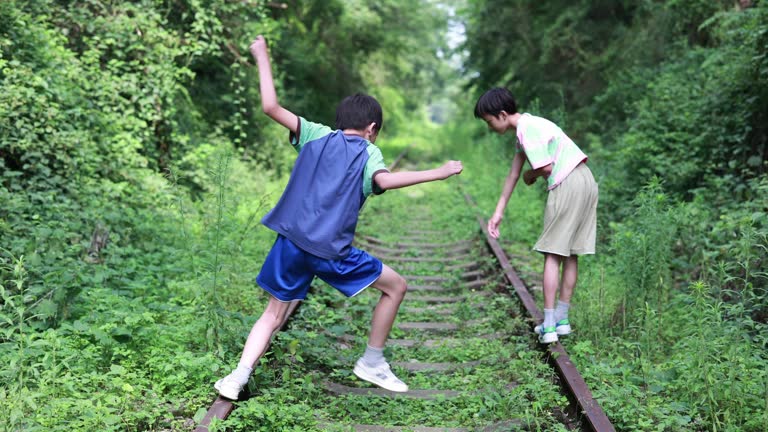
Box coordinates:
[463,192,615,432]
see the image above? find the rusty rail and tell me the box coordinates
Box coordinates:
[464,193,615,432]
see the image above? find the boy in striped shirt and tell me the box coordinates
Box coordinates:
[474,88,598,344]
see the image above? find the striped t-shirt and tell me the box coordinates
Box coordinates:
[515,113,587,190]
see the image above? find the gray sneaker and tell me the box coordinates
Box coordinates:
[353,359,409,392]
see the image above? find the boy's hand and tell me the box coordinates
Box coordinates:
[523,169,537,185]
[249,36,268,60]
[487,212,503,239]
[439,160,463,179]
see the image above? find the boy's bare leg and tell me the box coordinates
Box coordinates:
[559,256,578,303]
[239,296,295,368]
[538,253,564,342]
[216,295,294,399]
[542,253,562,310]
[368,264,407,348]
[551,255,577,335]
[353,263,409,392]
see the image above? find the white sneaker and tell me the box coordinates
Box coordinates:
[353,359,409,392]
[533,323,560,344]
[214,375,245,400]
[537,328,558,344]
[534,319,572,336]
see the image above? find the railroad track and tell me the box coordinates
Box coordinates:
[195,153,614,431]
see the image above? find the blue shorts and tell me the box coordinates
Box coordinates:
[256,235,383,302]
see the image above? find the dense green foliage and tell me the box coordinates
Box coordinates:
[1,0,766,430]
[0,0,449,327]
[464,0,767,205]
[463,0,768,320]
[462,0,768,429]
[0,0,452,429]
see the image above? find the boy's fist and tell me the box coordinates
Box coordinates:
[523,169,537,185]
[249,36,267,59]
[440,160,463,178]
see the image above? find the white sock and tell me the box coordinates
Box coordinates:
[229,363,253,385]
[555,300,570,323]
[543,308,556,329]
[362,345,385,367]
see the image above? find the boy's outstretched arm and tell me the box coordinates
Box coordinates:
[249,36,298,132]
[488,152,525,238]
[374,161,463,190]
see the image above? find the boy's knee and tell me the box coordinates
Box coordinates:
[258,310,285,332]
[391,274,408,299]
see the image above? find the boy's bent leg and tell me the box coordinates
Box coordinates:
[216,295,294,400]
[353,264,409,392]
[367,264,407,348]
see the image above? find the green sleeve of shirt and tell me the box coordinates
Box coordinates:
[364,145,389,197]
[516,116,556,169]
[289,117,334,152]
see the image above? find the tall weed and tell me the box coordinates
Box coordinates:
[609,178,675,339]
[667,281,768,430]
[684,175,768,325]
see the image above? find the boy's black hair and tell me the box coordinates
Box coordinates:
[335,93,383,132]
[474,87,518,118]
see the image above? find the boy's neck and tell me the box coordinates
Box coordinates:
[507,112,522,129]
[343,129,375,142]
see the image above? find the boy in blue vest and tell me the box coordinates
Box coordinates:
[214,36,463,400]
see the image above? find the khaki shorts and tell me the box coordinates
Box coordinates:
[534,163,598,257]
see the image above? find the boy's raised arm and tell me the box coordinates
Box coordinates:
[373,161,463,191]
[249,36,298,133]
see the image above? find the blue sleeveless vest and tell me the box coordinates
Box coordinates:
[261,131,369,259]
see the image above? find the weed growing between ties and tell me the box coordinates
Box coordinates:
[214,155,568,430]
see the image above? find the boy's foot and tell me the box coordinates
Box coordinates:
[214,376,245,400]
[353,359,409,392]
[534,319,571,336]
[536,325,559,344]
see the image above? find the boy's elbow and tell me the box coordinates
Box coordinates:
[374,173,393,191]
[262,103,278,116]
[261,96,281,115]
[374,178,390,191]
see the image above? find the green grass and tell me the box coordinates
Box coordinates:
[3,115,765,431]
